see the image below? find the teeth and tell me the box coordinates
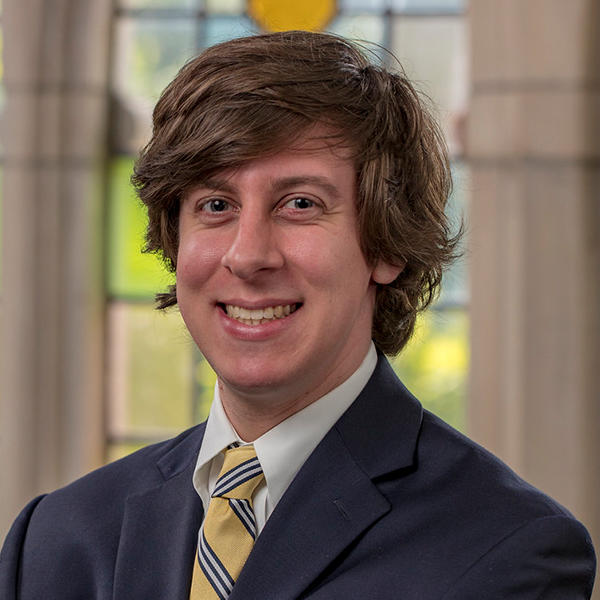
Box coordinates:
[225,303,297,325]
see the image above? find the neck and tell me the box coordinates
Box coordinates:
[217,340,374,441]
[218,381,329,441]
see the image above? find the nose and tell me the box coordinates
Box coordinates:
[221,212,284,279]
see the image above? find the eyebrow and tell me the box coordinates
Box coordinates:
[193,175,342,199]
[193,176,236,194]
[270,176,342,199]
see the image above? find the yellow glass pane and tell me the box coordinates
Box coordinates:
[106,442,147,463]
[248,0,337,32]
[107,301,195,438]
[391,309,468,431]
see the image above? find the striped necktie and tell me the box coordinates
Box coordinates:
[189,444,264,600]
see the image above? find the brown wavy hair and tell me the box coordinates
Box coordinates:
[132,30,462,355]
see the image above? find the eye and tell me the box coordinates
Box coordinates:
[277,195,323,221]
[199,198,231,213]
[284,197,315,210]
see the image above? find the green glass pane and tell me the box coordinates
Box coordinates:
[107,301,195,437]
[107,156,174,299]
[391,308,468,430]
[113,16,196,103]
[194,352,217,423]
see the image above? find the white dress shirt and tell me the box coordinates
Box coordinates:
[192,342,377,535]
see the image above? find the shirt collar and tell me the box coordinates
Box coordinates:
[193,342,377,511]
[192,385,240,511]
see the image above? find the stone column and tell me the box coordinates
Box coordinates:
[468,0,600,585]
[0,0,112,536]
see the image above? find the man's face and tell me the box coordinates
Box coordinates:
[176,128,399,415]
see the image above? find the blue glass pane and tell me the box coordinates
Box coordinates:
[439,161,469,307]
[338,0,388,12]
[327,14,385,46]
[201,16,258,48]
[118,0,198,7]
[391,0,465,13]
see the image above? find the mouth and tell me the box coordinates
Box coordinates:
[219,303,301,326]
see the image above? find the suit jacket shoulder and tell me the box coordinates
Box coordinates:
[0,424,206,600]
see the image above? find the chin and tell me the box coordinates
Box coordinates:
[220,368,291,396]
[213,355,311,403]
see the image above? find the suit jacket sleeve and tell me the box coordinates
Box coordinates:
[442,514,596,599]
[0,496,47,600]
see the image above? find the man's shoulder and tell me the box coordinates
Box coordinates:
[352,355,574,522]
[1,424,206,599]
[336,377,596,596]
[363,358,573,522]
[414,411,596,597]
[23,423,205,532]
[418,409,572,521]
[399,407,595,582]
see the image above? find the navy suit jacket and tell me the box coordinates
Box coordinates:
[1,356,596,598]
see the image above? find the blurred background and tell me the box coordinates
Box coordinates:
[0,0,598,583]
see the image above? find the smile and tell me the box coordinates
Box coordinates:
[223,303,300,325]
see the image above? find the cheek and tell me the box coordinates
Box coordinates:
[284,229,371,289]
[176,236,223,288]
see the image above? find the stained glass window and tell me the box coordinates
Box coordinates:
[107,0,469,458]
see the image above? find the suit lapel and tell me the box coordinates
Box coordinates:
[112,426,205,600]
[230,356,423,600]
[230,428,390,600]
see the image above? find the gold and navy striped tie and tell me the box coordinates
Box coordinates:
[189,444,264,600]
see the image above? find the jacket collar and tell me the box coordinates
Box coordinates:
[335,353,423,478]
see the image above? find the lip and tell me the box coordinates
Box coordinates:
[217,301,302,341]
[218,298,302,309]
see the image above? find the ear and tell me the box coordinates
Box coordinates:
[372,260,404,285]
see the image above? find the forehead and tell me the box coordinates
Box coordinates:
[193,134,357,199]
[209,124,356,179]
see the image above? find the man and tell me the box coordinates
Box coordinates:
[1,30,596,599]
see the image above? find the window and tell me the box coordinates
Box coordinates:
[106,0,469,459]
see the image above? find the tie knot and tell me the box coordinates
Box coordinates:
[212,444,264,500]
